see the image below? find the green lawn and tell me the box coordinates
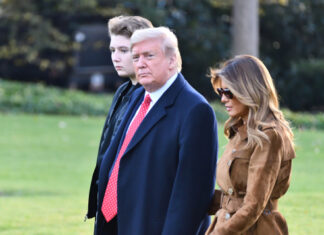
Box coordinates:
[0,113,323,234]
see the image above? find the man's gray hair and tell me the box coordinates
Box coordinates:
[130,27,182,72]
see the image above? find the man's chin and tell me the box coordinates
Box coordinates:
[117,72,134,78]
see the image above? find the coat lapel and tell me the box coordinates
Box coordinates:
[123,73,187,156]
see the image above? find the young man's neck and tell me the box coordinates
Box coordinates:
[129,76,137,85]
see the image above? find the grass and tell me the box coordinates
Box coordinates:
[0,113,323,234]
[281,128,324,234]
[0,114,99,234]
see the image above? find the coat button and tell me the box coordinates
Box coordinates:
[227,160,232,166]
[228,188,233,195]
[225,213,231,220]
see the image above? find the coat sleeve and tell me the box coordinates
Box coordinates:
[208,189,222,215]
[214,129,283,235]
[86,83,127,219]
[161,102,218,235]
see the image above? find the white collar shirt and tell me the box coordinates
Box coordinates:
[128,73,178,129]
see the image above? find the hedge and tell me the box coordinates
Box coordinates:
[1,79,323,130]
[0,79,112,116]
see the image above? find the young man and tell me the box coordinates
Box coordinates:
[97,27,218,235]
[85,15,153,232]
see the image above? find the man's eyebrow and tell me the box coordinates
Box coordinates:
[110,46,129,49]
[141,50,153,54]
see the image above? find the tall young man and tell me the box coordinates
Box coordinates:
[85,15,153,232]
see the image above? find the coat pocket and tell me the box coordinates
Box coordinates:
[228,154,250,193]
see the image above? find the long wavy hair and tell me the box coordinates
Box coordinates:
[210,55,293,151]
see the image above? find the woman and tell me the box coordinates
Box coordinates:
[206,55,295,235]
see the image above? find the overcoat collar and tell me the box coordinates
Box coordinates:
[123,73,186,157]
[108,81,137,118]
[237,123,248,141]
[235,115,277,141]
[234,114,276,140]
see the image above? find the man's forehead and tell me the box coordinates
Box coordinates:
[132,47,156,54]
[110,35,131,47]
[132,40,163,54]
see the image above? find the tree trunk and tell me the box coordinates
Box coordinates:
[232,0,259,57]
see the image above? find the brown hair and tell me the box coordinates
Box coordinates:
[210,55,294,152]
[108,15,153,38]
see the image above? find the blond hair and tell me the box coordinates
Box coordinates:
[210,55,294,151]
[130,27,182,72]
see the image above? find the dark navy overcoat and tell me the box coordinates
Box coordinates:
[97,73,218,235]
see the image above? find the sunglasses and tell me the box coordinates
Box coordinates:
[216,88,234,99]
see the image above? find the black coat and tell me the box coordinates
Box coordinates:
[86,80,141,219]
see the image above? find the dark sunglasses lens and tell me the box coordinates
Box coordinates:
[224,89,233,99]
[217,88,233,99]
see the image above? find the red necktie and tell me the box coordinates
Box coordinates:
[101,94,152,222]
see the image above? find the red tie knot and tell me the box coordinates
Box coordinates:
[144,94,152,105]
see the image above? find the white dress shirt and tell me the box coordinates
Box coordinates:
[128,73,178,129]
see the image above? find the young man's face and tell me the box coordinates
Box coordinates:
[109,34,135,78]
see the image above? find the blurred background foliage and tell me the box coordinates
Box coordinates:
[0,79,111,116]
[0,0,324,111]
[2,78,324,130]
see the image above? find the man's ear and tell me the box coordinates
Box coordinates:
[168,53,177,70]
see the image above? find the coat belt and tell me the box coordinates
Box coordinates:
[221,193,278,215]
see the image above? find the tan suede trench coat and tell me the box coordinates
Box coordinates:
[206,119,295,235]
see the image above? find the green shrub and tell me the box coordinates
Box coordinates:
[210,101,324,130]
[0,79,112,116]
[283,109,324,130]
[282,59,324,111]
[1,79,323,130]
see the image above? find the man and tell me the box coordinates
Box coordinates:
[86,15,153,230]
[97,27,218,235]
